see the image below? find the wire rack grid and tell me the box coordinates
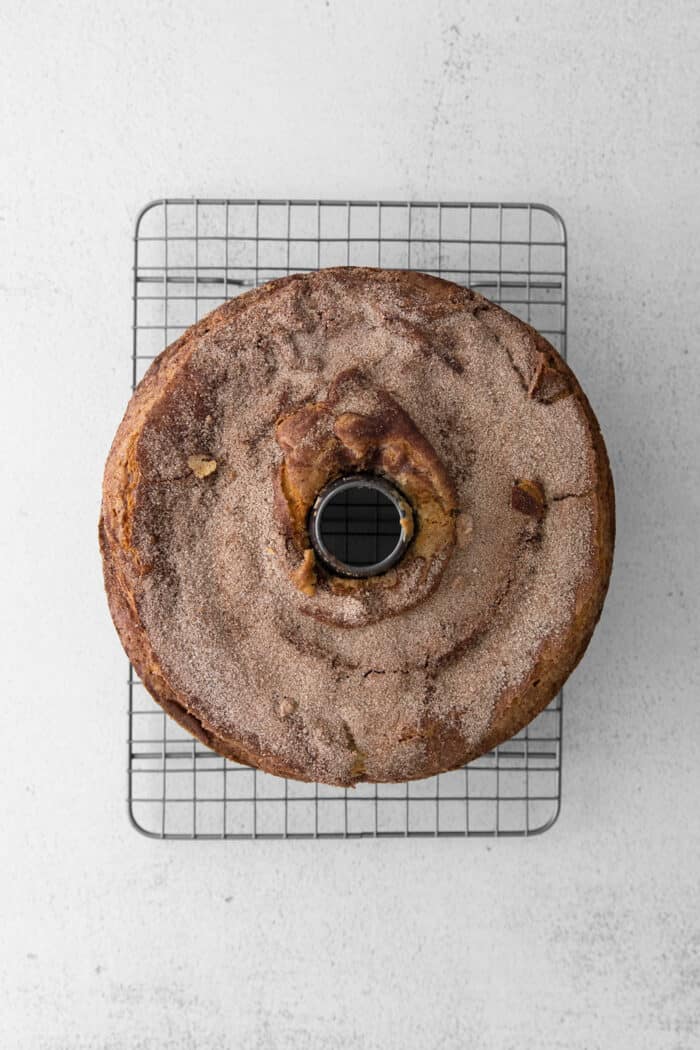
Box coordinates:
[129,198,567,840]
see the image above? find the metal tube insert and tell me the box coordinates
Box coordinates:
[309,474,414,578]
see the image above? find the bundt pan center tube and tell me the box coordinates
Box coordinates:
[308,474,414,579]
[100,267,614,787]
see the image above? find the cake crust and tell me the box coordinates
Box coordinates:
[101,268,614,786]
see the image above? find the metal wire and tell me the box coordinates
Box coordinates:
[310,477,408,576]
[128,198,567,840]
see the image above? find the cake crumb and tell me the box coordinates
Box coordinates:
[277,698,298,719]
[291,548,317,596]
[456,512,473,545]
[511,478,546,518]
[187,454,217,478]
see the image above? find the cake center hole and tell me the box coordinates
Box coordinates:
[310,475,412,578]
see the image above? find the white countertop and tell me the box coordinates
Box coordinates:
[2,2,699,1047]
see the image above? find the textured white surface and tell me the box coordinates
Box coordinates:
[1,1,699,1047]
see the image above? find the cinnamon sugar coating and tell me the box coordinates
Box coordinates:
[100,269,614,786]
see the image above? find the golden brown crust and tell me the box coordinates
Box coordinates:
[101,267,614,786]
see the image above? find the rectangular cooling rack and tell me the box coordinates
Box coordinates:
[129,198,566,839]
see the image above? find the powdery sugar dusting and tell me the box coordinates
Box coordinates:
[130,270,601,784]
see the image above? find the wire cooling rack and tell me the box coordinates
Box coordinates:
[129,199,567,839]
